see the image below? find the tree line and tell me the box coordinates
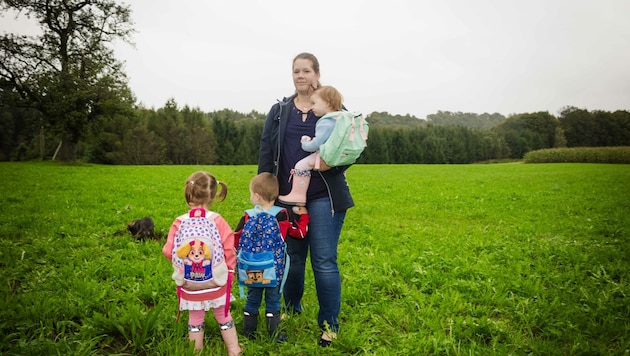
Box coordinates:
[1,1,629,165]
[2,99,629,164]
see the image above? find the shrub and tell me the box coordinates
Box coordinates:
[523,146,630,163]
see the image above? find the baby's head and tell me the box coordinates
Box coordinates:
[311,86,343,115]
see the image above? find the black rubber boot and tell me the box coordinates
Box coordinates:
[266,311,288,342]
[243,311,258,340]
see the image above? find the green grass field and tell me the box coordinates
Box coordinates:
[1,162,629,355]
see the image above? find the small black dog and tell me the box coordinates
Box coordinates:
[127,217,155,240]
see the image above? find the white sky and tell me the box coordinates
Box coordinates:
[2,0,629,119]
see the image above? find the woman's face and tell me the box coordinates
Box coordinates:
[292,58,320,94]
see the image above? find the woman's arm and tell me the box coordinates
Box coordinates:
[258,103,280,173]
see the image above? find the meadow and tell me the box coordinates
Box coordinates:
[0,162,628,355]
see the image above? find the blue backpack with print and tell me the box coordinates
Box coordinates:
[236,206,289,297]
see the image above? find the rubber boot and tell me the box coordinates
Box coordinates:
[243,311,258,340]
[220,320,242,356]
[278,169,311,206]
[266,311,288,342]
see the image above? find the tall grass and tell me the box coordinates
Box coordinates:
[1,162,628,355]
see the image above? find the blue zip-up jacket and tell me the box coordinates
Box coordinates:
[258,94,354,213]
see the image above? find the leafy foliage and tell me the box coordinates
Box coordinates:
[0,0,135,161]
[560,106,630,148]
[427,110,507,130]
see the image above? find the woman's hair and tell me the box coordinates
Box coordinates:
[293,52,322,89]
[184,171,227,207]
[250,172,279,203]
[313,86,343,111]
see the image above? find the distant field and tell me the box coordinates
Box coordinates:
[1,162,628,355]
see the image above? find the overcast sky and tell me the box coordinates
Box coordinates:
[2,0,629,119]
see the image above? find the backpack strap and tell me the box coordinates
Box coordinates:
[265,205,290,294]
[357,112,368,141]
[224,271,233,318]
[280,244,290,295]
[244,208,259,217]
[246,205,283,217]
[266,205,284,216]
[348,112,357,143]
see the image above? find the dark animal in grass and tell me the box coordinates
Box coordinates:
[127,217,155,240]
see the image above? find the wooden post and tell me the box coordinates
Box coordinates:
[52,140,62,161]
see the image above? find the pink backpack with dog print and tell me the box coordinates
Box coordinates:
[171,208,229,290]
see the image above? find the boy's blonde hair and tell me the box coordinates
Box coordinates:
[250,172,279,203]
[184,171,227,207]
[313,86,343,111]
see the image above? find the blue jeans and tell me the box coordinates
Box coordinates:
[283,197,346,332]
[244,285,282,314]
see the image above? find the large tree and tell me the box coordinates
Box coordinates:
[0,0,134,161]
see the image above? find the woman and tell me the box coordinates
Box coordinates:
[257,52,354,347]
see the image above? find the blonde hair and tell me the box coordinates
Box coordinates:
[313,86,343,111]
[250,172,279,203]
[184,171,227,207]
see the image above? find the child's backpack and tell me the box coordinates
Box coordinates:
[171,208,229,290]
[236,205,289,297]
[318,111,369,168]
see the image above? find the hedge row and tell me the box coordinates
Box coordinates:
[523,147,630,164]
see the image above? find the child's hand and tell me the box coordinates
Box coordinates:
[292,206,308,215]
[301,135,312,143]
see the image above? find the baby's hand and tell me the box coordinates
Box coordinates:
[292,206,308,215]
[301,135,312,143]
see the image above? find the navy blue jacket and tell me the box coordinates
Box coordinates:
[258,94,354,213]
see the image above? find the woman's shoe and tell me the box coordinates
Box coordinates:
[318,331,336,347]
